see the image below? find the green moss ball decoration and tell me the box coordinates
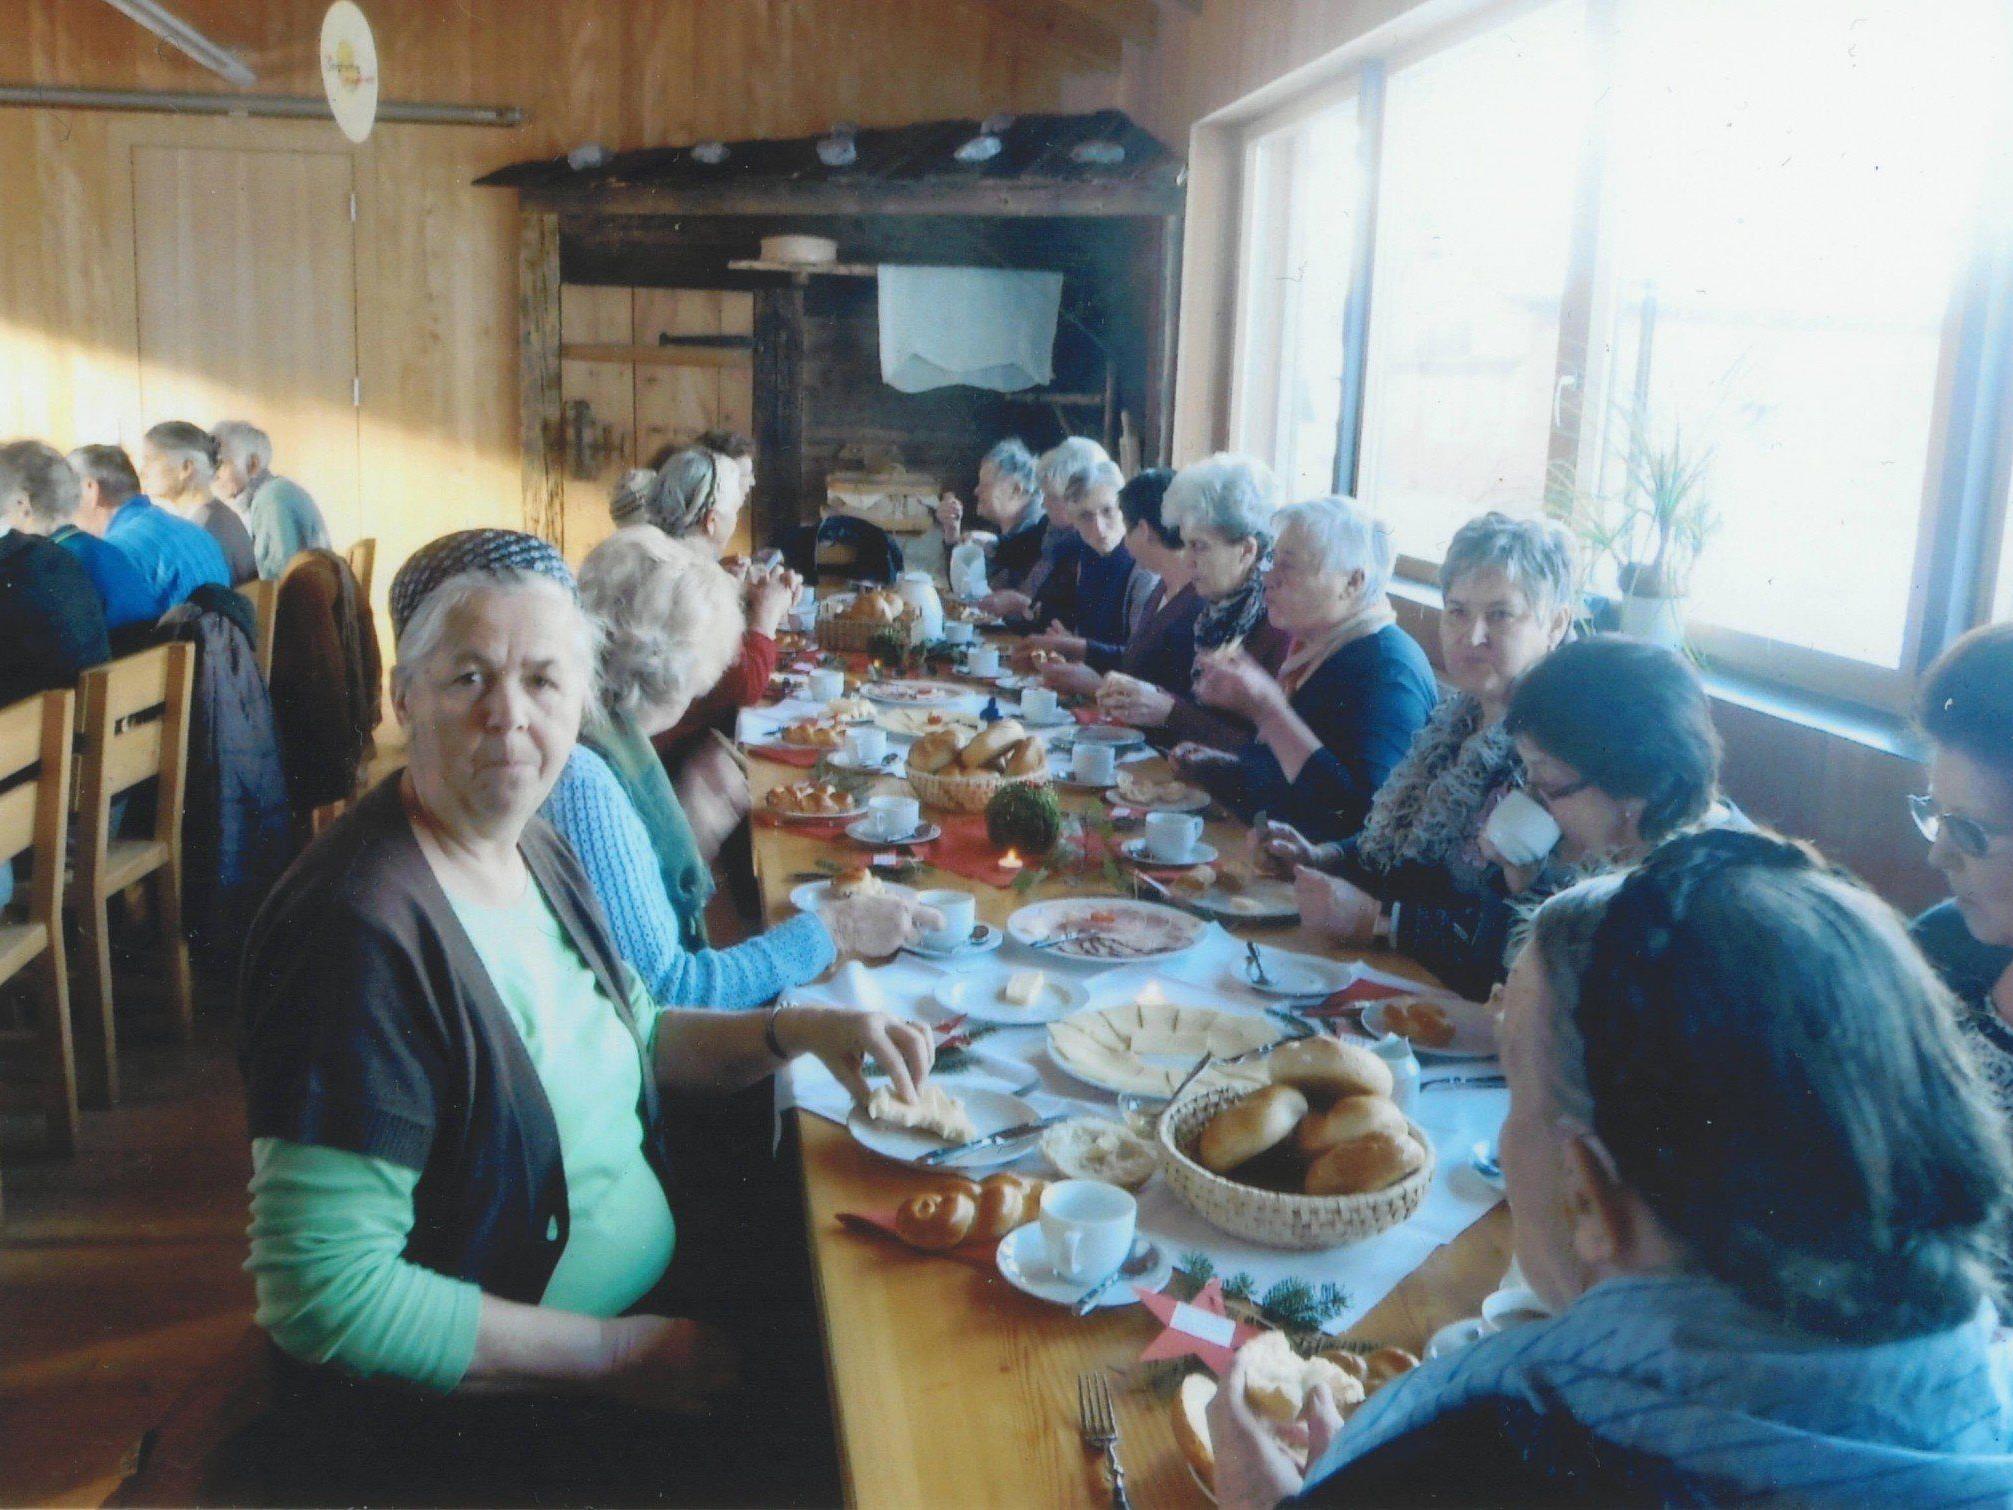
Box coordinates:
[986,781,1064,858]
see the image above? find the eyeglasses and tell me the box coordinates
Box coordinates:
[1515,766,1594,806]
[1909,793,2010,860]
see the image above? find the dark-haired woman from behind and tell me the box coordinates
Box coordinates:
[140,420,258,585]
[1911,621,2013,1136]
[1211,831,2013,1509]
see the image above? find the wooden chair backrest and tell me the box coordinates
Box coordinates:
[0,690,75,925]
[241,578,279,680]
[346,538,377,603]
[73,643,195,851]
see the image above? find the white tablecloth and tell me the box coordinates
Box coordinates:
[781,924,1507,1336]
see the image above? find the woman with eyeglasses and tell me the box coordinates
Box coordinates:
[1211,832,2013,1509]
[1910,622,2013,1137]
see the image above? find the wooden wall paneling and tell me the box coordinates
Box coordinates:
[518,210,565,546]
[558,284,634,566]
[717,293,757,443]
[634,289,724,464]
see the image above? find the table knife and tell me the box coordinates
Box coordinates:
[918,1113,1069,1165]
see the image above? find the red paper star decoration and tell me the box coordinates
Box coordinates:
[1137,1278,1262,1375]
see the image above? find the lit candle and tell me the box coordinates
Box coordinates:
[999,847,1024,874]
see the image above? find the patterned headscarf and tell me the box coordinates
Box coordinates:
[388,528,577,643]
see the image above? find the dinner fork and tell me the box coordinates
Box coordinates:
[1077,1371,1131,1509]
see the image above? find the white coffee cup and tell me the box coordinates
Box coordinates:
[1039,1180,1136,1283]
[917,888,977,951]
[1021,686,1060,722]
[1483,789,1563,868]
[845,726,888,766]
[868,793,921,840]
[943,620,976,646]
[1071,742,1117,786]
[1144,811,1204,863]
[808,668,846,702]
[967,645,1002,678]
[1480,1285,1552,1335]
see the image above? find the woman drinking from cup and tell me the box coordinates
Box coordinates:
[1910,622,2013,1143]
[1266,512,1576,997]
[1212,832,2013,1508]
[1174,496,1436,842]
[239,528,942,1502]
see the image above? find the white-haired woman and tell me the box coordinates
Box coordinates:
[140,420,257,585]
[1175,495,1436,841]
[937,438,1046,605]
[1016,452,1157,665]
[240,529,940,1502]
[1268,512,1578,998]
[211,419,330,580]
[981,436,1108,625]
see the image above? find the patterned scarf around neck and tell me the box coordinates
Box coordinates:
[1193,561,1270,652]
[1353,693,1520,872]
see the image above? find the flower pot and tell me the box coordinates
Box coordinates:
[1617,590,1687,649]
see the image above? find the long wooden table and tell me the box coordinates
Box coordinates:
[748,692,1510,1508]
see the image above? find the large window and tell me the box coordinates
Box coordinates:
[1230,0,2013,703]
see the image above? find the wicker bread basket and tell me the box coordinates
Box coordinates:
[815,611,922,655]
[1157,1083,1434,1251]
[903,760,1050,814]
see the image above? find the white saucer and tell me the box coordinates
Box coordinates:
[790,878,919,913]
[903,922,1007,961]
[934,965,1090,1025]
[1120,838,1219,870]
[1242,948,1353,1000]
[994,1224,1172,1310]
[1016,707,1074,729]
[844,817,943,848]
[845,1086,1039,1170]
[827,750,902,774]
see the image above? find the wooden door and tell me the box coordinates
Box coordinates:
[132,145,361,545]
[557,286,755,564]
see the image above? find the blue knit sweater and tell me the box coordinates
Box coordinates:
[541,747,834,1009]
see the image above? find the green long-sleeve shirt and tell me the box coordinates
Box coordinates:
[246,878,677,1391]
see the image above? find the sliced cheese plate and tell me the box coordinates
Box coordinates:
[1045,989,1282,1098]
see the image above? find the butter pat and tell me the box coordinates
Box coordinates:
[1003,969,1047,1007]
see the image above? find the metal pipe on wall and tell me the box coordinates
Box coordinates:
[0,84,521,127]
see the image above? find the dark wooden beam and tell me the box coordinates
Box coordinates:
[753,285,808,541]
[525,179,1185,220]
[517,210,565,549]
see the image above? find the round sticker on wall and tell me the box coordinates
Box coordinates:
[320,2,379,144]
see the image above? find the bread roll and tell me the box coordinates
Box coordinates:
[893,1186,978,1251]
[1304,1129,1426,1197]
[1362,1346,1420,1392]
[1197,1085,1307,1173]
[968,1172,1047,1243]
[829,865,882,900]
[1239,1331,1364,1425]
[1267,1036,1394,1101]
[1172,1373,1217,1489]
[959,718,1027,769]
[999,736,1047,777]
[908,729,961,773]
[1292,1093,1409,1157]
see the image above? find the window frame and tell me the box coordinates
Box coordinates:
[1220,0,2013,716]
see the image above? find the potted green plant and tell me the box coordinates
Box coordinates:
[1549,411,1718,650]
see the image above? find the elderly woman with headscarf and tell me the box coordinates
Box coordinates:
[1264,511,1578,997]
[540,526,916,1002]
[239,529,940,1502]
[1211,832,2013,1508]
[139,420,258,585]
[1173,495,1435,840]
[610,447,800,830]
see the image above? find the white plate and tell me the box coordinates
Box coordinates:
[1016,707,1074,729]
[1103,782,1209,814]
[1183,877,1300,925]
[934,967,1090,1026]
[845,1086,1039,1170]
[863,680,958,707]
[1075,723,1146,748]
[902,922,1006,961]
[766,798,868,822]
[1362,994,1498,1059]
[994,1224,1171,1311]
[789,878,918,913]
[1006,897,1206,965]
[826,750,903,774]
[1241,947,1353,999]
[1119,838,1220,870]
[844,817,942,848]
[1044,998,1281,1098]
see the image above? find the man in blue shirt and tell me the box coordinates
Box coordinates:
[68,443,227,617]
[0,439,158,635]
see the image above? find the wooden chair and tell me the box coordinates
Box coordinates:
[67,644,196,1108]
[345,537,377,603]
[241,578,279,681]
[0,690,81,1196]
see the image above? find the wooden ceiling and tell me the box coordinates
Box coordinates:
[964,0,1199,71]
